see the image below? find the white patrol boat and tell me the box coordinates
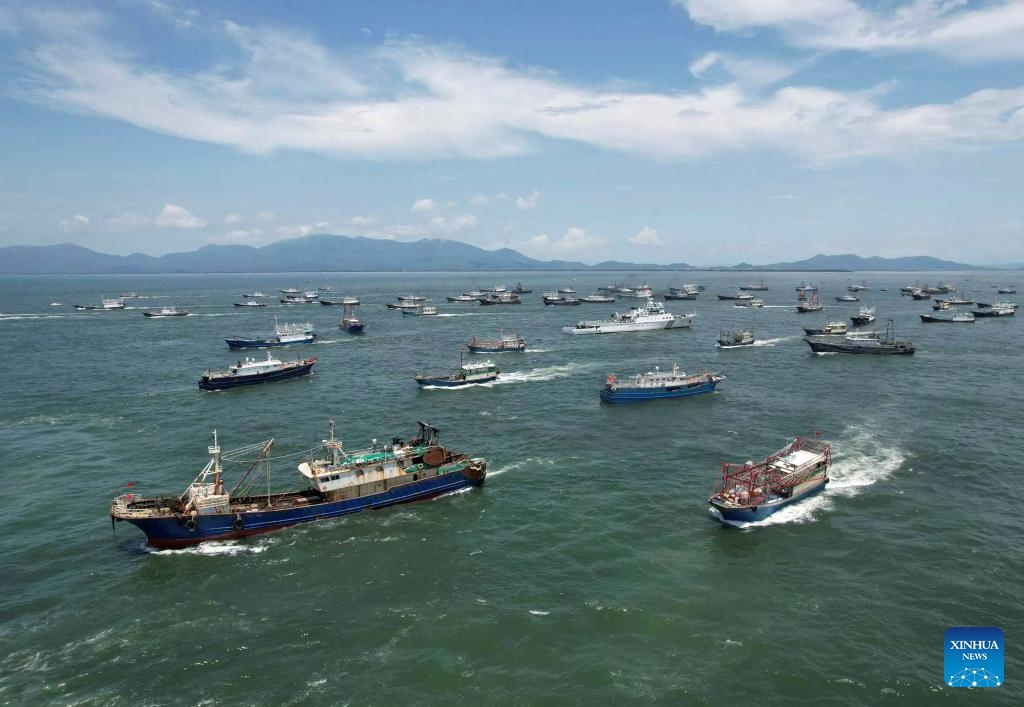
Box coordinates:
[562,298,694,334]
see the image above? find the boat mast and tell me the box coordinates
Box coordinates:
[210,430,222,495]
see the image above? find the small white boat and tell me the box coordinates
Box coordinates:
[402,305,438,316]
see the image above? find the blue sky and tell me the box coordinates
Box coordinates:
[1,0,1023,265]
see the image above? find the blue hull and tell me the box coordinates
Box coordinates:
[710,480,828,523]
[199,362,315,390]
[225,335,314,349]
[119,470,484,548]
[600,378,719,403]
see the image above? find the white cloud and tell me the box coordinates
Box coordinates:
[256,210,276,222]
[628,226,663,246]
[469,194,489,205]
[222,228,265,244]
[360,27,372,36]
[515,190,541,210]
[529,234,550,248]
[106,213,150,232]
[58,214,89,233]
[411,198,437,212]
[676,0,1024,61]
[348,215,379,226]
[688,51,799,87]
[495,193,508,201]
[276,221,330,238]
[155,203,205,229]
[5,6,1024,166]
[536,226,606,252]
[224,213,244,224]
[429,212,478,234]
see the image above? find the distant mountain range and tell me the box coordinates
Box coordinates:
[0,236,1005,274]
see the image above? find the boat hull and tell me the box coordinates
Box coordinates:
[710,479,828,523]
[600,377,720,403]
[415,373,499,387]
[116,469,485,548]
[466,345,526,353]
[971,309,1014,317]
[562,317,693,334]
[342,322,365,333]
[225,335,315,349]
[804,338,915,354]
[199,361,315,390]
[850,316,875,326]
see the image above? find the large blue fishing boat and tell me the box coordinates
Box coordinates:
[708,436,831,524]
[110,422,487,548]
[600,365,723,403]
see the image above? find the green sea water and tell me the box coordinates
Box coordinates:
[1,271,1021,705]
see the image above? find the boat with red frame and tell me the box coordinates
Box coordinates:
[708,435,831,524]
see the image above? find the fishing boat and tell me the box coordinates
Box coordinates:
[414,358,499,387]
[796,292,824,313]
[397,294,427,302]
[120,292,140,299]
[467,332,527,353]
[340,301,364,334]
[446,293,479,303]
[225,318,315,349]
[402,305,438,316]
[512,282,533,294]
[664,285,699,300]
[386,300,424,310]
[580,294,616,303]
[835,294,859,302]
[802,321,848,336]
[734,297,764,308]
[997,286,1017,294]
[74,296,125,311]
[244,291,266,298]
[557,286,577,295]
[142,306,188,318]
[478,292,521,305]
[795,282,818,293]
[920,312,975,323]
[739,280,769,291]
[233,300,267,308]
[543,292,581,305]
[717,330,755,348]
[110,421,486,548]
[599,365,723,403]
[618,284,654,299]
[972,305,1016,317]
[932,299,952,311]
[911,290,932,300]
[975,301,1017,310]
[850,305,876,326]
[563,299,694,334]
[717,291,754,301]
[804,321,915,354]
[280,294,316,304]
[708,435,831,524]
[321,296,359,306]
[279,288,300,294]
[848,281,871,292]
[199,351,317,391]
[50,302,62,306]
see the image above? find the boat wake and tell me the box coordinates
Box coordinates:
[435,313,487,317]
[0,313,68,321]
[419,364,589,390]
[752,336,796,347]
[716,430,904,529]
[143,539,272,556]
[524,348,551,353]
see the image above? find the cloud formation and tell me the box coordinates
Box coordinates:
[155,203,205,229]
[515,190,541,210]
[411,198,437,212]
[628,226,663,246]
[58,214,90,234]
[676,0,1024,61]
[3,6,1023,165]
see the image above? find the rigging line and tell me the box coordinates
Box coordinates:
[223,446,319,464]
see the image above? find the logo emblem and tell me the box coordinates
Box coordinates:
[945,627,1003,688]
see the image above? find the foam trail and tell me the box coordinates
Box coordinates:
[436,313,487,317]
[144,539,271,556]
[753,335,797,347]
[419,363,590,390]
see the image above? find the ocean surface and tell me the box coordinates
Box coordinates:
[1,271,1021,705]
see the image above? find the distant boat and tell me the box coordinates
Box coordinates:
[340,301,364,333]
[920,312,975,323]
[708,436,831,524]
[280,294,316,304]
[600,365,723,404]
[997,286,1017,294]
[120,292,140,299]
[804,321,914,354]
[279,288,300,294]
[322,296,359,306]
[142,306,188,318]
[387,300,424,310]
[74,296,125,311]
[397,294,427,302]
[848,281,871,292]
[618,284,653,299]
[717,330,755,348]
[850,305,876,327]
[543,291,581,305]
[234,300,267,308]
[739,280,769,291]
[467,332,527,353]
[563,299,694,334]
[717,292,754,301]
[414,357,499,387]
[244,291,266,298]
[972,305,1015,317]
[734,298,764,308]
[835,294,859,302]
[225,318,315,349]
[447,294,479,303]
[402,305,438,316]
[478,292,521,305]
[49,302,62,307]
[199,351,316,391]
[796,292,824,313]
[664,284,698,300]
[512,282,533,294]
[579,294,616,303]
[802,321,848,336]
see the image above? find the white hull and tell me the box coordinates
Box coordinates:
[563,316,692,334]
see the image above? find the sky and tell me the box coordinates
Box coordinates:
[1,0,1023,266]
